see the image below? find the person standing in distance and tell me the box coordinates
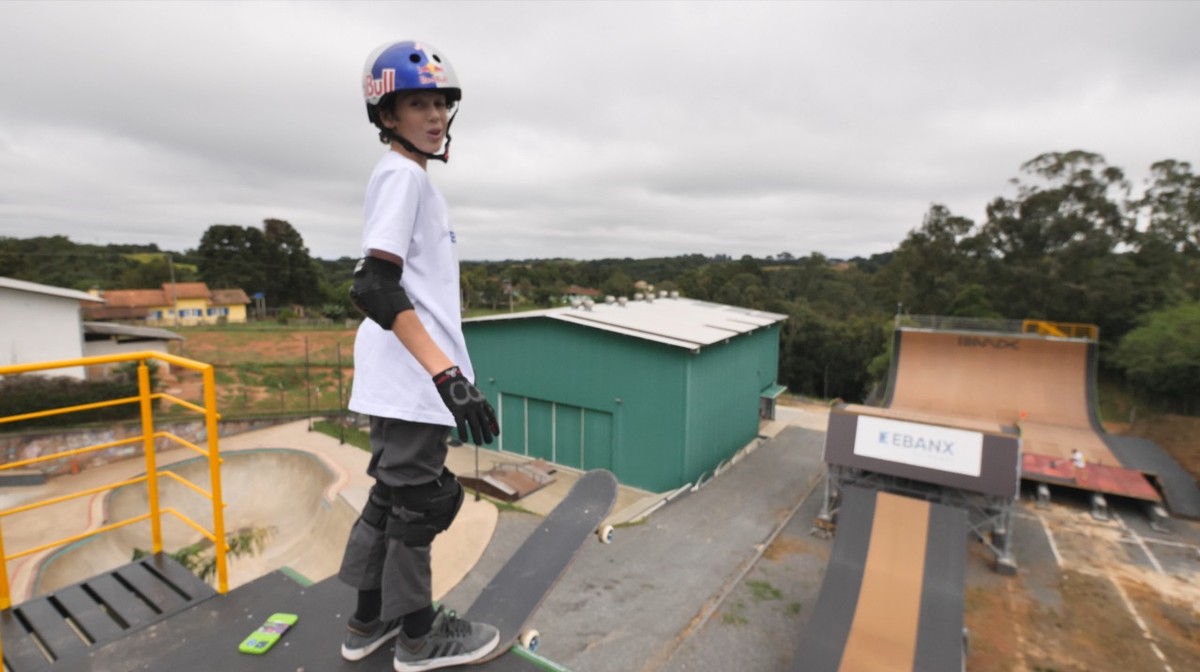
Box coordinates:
[338,39,500,671]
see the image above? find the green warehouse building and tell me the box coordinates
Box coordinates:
[462,296,788,493]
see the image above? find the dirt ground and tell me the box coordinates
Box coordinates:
[961,495,1200,672]
[162,327,357,415]
[168,326,356,366]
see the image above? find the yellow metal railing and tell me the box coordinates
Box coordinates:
[0,353,228,633]
[1021,319,1099,341]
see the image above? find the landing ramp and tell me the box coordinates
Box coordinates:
[793,485,967,672]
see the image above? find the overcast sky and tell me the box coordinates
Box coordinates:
[1,1,1197,263]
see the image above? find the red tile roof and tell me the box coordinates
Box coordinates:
[210,288,250,305]
[164,282,211,300]
[99,289,168,307]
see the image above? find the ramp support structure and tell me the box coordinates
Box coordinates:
[820,466,1018,574]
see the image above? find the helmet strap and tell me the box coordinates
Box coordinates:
[385,129,452,163]
[382,111,457,163]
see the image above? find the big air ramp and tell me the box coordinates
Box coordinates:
[881,324,1200,517]
[793,485,968,672]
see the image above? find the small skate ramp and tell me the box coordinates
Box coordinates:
[882,326,1200,517]
[793,485,967,672]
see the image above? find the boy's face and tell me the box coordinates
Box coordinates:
[381,91,452,156]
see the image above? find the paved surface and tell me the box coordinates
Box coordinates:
[442,425,827,672]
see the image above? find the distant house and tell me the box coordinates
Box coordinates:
[85,283,251,326]
[0,276,104,379]
[82,322,185,379]
[562,285,602,303]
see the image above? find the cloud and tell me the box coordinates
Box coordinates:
[1,1,1197,264]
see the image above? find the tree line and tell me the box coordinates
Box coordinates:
[3,150,1198,410]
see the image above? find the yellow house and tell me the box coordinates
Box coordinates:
[210,289,250,324]
[84,283,251,326]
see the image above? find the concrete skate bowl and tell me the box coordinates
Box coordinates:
[34,448,356,595]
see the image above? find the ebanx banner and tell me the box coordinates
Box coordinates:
[853,415,984,477]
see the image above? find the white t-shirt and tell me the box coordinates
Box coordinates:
[348,151,473,426]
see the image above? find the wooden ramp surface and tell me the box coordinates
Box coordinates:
[793,486,967,672]
[884,328,1200,516]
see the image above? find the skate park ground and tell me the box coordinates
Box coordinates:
[5,402,1200,670]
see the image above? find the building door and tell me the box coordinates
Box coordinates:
[497,394,612,472]
[581,409,613,472]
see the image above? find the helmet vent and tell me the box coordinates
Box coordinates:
[432,54,442,63]
[409,53,421,63]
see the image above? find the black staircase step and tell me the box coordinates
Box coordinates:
[0,554,217,671]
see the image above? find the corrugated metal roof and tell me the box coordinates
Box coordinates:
[0,276,104,303]
[83,322,184,341]
[465,297,786,351]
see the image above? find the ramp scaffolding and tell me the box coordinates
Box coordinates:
[818,404,1021,573]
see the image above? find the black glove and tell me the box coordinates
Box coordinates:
[433,366,499,445]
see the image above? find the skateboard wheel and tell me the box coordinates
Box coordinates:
[519,629,540,651]
[597,524,614,544]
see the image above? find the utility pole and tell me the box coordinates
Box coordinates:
[166,253,178,326]
[336,343,345,445]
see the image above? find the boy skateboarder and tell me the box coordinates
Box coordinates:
[338,39,501,671]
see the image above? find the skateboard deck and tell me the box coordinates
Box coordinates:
[461,468,618,666]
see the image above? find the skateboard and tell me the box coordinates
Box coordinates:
[460,468,618,666]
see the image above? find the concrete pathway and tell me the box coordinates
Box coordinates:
[441,425,828,672]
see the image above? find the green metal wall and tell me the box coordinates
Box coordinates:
[683,324,782,481]
[463,316,781,493]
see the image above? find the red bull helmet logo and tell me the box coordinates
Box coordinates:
[418,62,448,86]
[364,68,396,99]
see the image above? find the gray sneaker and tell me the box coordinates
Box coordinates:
[342,615,403,661]
[393,606,500,671]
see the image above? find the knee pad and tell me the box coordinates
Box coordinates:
[386,468,464,548]
[358,482,391,531]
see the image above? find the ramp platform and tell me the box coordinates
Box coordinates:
[40,568,562,671]
[0,554,216,671]
[794,485,967,672]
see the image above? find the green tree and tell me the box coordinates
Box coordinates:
[874,204,982,316]
[196,224,270,296]
[600,269,635,298]
[119,255,195,289]
[1130,159,1200,299]
[196,220,321,308]
[1113,302,1200,404]
[262,218,322,307]
[975,150,1131,324]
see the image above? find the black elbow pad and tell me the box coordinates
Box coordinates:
[349,256,414,329]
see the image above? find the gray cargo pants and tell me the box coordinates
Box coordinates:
[338,416,450,620]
